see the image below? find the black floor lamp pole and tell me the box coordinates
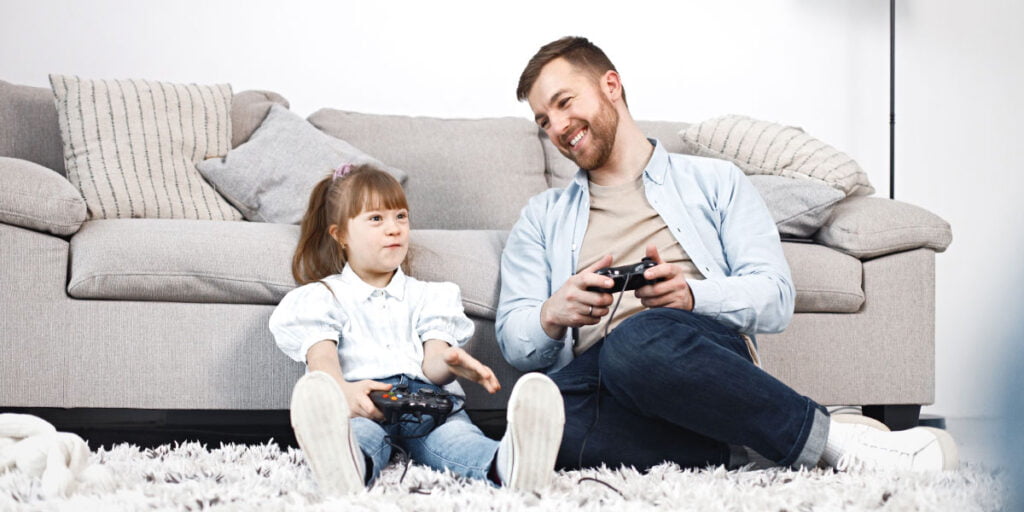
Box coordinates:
[889,0,896,199]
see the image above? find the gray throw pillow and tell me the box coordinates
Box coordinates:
[197,104,409,224]
[747,175,845,238]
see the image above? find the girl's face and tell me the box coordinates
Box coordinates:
[335,206,410,288]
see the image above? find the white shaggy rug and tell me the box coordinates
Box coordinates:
[0,441,1007,511]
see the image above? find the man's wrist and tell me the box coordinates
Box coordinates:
[539,300,567,340]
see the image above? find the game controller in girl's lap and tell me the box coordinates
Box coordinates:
[369,387,454,425]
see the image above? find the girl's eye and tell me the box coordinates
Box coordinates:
[397,212,408,220]
[369,215,382,221]
[559,97,571,108]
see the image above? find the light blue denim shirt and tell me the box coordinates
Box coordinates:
[496,139,795,373]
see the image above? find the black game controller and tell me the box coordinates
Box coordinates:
[369,387,454,425]
[586,257,664,293]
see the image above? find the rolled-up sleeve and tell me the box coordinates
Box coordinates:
[269,283,346,363]
[417,282,475,347]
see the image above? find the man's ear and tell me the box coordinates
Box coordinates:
[601,70,623,102]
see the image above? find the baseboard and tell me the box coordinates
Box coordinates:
[0,407,508,449]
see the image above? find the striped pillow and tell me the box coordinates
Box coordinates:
[679,115,874,197]
[49,75,243,220]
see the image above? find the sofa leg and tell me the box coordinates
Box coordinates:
[861,405,921,431]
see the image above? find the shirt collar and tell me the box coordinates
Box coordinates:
[339,264,407,301]
[572,138,667,187]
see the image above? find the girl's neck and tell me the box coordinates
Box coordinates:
[350,265,397,289]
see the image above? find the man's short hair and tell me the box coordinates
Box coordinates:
[516,36,627,107]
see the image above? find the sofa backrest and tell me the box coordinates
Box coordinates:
[0,80,66,176]
[309,109,549,231]
[0,79,288,179]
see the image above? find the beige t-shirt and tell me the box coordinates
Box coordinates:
[575,175,703,354]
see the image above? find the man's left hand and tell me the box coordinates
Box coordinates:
[634,244,695,311]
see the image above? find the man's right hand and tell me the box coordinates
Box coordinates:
[338,379,391,422]
[539,254,617,339]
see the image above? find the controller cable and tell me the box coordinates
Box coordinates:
[576,273,630,475]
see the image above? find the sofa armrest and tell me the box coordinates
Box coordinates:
[813,196,952,259]
[0,156,87,236]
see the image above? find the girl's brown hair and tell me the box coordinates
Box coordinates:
[292,164,409,285]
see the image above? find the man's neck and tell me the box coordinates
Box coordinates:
[588,121,655,187]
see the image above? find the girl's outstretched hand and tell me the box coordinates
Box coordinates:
[443,347,501,394]
[339,379,392,421]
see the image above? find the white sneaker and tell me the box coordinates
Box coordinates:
[495,372,564,491]
[823,422,959,472]
[290,371,366,495]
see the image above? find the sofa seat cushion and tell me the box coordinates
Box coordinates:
[783,241,864,313]
[69,219,299,304]
[67,220,507,317]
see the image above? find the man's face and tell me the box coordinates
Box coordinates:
[527,58,619,171]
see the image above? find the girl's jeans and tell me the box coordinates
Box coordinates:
[351,375,499,483]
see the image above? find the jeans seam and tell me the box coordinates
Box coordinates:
[778,399,816,466]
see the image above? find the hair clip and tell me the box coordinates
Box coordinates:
[332,163,354,181]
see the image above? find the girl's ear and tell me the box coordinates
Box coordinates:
[328,224,346,248]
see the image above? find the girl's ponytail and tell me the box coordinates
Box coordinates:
[292,176,345,284]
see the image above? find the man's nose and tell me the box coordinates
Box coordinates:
[549,111,571,138]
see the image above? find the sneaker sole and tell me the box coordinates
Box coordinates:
[506,373,564,492]
[920,426,959,470]
[290,371,363,495]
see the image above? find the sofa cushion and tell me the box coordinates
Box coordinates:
[68,219,298,304]
[748,175,846,238]
[230,90,290,148]
[782,241,865,313]
[814,196,953,259]
[680,115,875,197]
[197,105,408,224]
[67,220,506,318]
[50,75,243,221]
[0,157,87,236]
[308,109,547,230]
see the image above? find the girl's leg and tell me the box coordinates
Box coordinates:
[403,410,499,482]
[350,417,392,484]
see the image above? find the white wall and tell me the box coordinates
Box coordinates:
[2,0,1021,419]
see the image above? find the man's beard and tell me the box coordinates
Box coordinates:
[560,98,619,171]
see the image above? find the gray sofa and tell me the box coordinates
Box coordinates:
[0,80,953,432]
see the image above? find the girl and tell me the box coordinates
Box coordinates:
[269,164,563,495]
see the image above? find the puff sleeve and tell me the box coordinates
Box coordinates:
[269,282,347,363]
[416,282,475,347]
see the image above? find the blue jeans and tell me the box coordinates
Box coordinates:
[550,308,828,470]
[350,375,499,484]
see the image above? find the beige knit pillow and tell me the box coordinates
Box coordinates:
[50,75,243,220]
[679,115,874,197]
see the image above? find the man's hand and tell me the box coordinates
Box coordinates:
[338,379,392,421]
[540,254,617,339]
[635,244,695,311]
[443,347,501,394]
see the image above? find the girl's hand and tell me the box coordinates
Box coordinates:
[338,379,392,421]
[443,347,501,394]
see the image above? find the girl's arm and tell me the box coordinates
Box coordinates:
[421,339,501,394]
[306,340,391,421]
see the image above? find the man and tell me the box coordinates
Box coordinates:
[496,36,958,472]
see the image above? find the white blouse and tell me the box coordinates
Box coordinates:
[269,265,475,388]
